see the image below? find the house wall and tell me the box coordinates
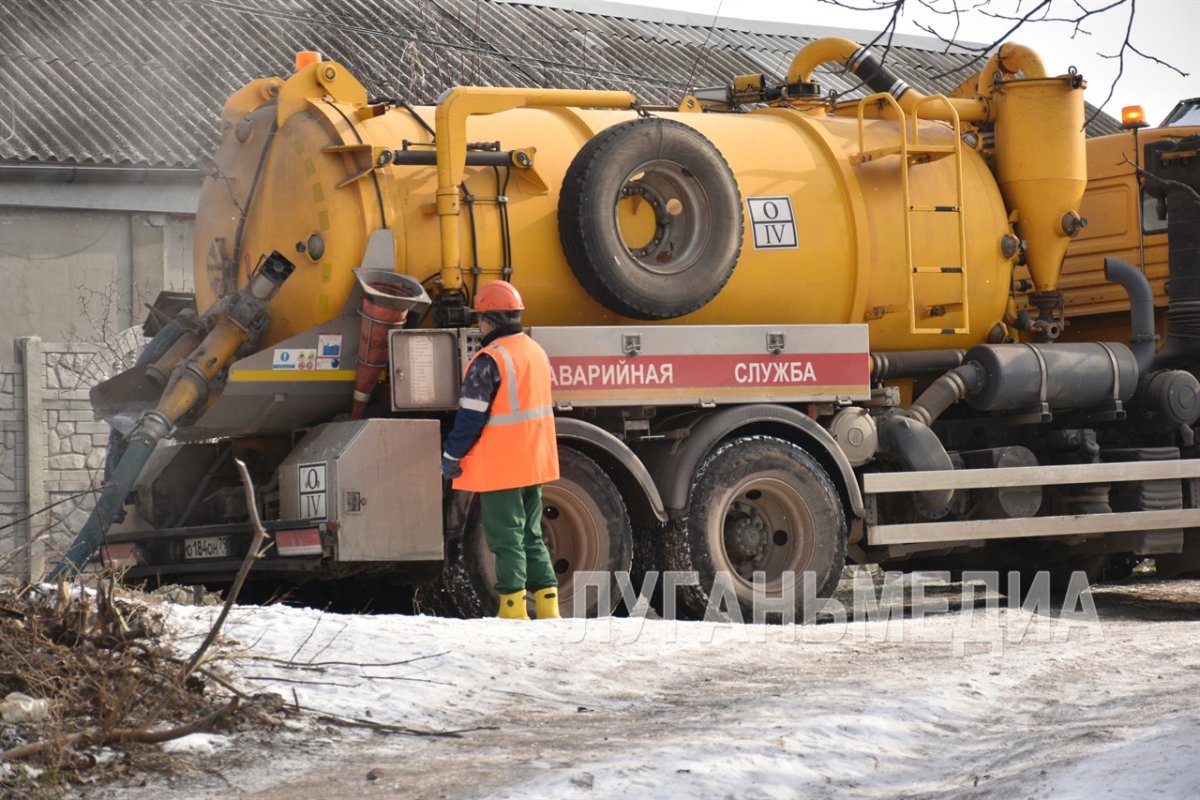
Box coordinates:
[0,173,198,579]
[0,208,194,352]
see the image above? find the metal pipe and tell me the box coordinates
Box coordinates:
[785,37,989,122]
[1104,257,1158,374]
[434,87,639,292]
[871,349,965,381]
[973,43,1047,94]
[391,150,518,167]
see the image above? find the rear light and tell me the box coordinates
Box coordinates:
[101,543,136,566]
[275,528,323,557]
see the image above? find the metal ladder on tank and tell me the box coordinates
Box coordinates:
[852,93,970,335]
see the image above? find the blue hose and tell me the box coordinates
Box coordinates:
[103,322,185,481]
[50,323,185,580]
[49,433,157,579]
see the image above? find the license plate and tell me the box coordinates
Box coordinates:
[183,536,231,560]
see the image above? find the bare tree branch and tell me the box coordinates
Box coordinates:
[1119,154,1200,205]
[1086,0,1137,126]
[0,698,239,763]
[1126,40,1188,77]
[178,457,269,683]
[307,707,495,738]
[241,651,450,670]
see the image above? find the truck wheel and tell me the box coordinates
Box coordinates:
[462,447,633,617]
[558,117,743,320]
[663,436,847,622]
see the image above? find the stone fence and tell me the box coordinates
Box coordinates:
[1,335,139,581]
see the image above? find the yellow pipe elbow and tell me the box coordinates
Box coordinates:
[433,87,638,294]
[786,37,988,122]
[976,43,1047,95]
[786,37,861,85]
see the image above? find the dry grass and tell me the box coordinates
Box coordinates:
[0,576,235,794]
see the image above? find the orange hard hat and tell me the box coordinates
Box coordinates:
[473,280,525,312]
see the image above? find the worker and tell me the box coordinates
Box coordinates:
[441,280,562,620]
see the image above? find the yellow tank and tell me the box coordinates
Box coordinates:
[195,39,1086,353]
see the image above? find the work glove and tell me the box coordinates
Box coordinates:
[441,452,463,479]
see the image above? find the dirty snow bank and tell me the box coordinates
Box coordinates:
[146,578,1199,799]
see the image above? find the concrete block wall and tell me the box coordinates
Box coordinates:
[43,343,113,560]
[0,335,140,580]
[0,364,26,576]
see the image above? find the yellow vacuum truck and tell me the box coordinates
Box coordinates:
[57,39,1200,618]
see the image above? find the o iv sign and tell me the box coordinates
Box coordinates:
[747,196,798,250]
[298,462,327,519]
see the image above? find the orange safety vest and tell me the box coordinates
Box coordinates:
[453,333,560,492]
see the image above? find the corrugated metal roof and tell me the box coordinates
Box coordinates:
[0,0,1120,168]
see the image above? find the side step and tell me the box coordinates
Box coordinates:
[863,460,1200,546]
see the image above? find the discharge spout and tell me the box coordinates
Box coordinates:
[351,269,430,419]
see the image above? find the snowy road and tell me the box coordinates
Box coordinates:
[90,576,1200,799]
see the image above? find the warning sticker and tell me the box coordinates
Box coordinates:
[317,334,343,370]
[272,349,317,370]
[747,196,798,250]
[274,338,344,370]
[318,334,343,358]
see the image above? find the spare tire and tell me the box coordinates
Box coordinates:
[558,117,743,320]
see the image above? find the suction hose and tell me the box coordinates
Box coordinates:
[49,412,172,579]
[906,363,988,427]
[102,319,189,481]
[48,252,296,578]
[876,414,956,517]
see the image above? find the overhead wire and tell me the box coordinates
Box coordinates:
[174,0,746,97]
[684,0,726,91]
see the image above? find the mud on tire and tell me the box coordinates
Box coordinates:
[662,436,847,622]
[422,447,633,618]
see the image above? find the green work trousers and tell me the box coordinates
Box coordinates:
[480,485,558,595]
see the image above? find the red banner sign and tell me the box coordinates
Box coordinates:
[549,353,868,390]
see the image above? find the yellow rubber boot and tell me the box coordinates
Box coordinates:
[533,587,561,620]
[498,591,530,619]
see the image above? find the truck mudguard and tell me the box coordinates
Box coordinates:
[642,404,864,519]
[555,417,668,524]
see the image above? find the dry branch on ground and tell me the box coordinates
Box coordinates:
[0,578,247,793]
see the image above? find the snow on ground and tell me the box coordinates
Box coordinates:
[160,733,233,756]
[98,576,1200,799]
